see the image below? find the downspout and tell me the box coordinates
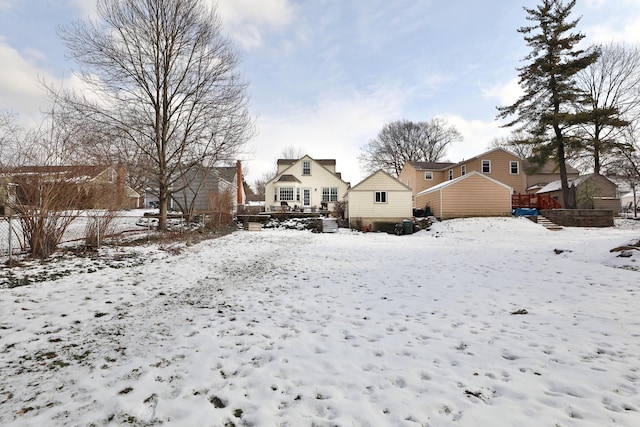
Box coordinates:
[440,189,443,219]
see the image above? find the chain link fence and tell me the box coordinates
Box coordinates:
[0,212,158,258]
[0,210,235,259]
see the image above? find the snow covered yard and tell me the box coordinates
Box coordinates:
[1,216,640,426]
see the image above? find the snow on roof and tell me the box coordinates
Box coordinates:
[536,173,594,194]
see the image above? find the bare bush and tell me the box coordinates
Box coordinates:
[84,210,118,249]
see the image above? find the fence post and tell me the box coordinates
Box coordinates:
[8,215,12,263]
[95,215,100,249]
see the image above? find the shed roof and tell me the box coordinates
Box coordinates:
[536,173,597,194]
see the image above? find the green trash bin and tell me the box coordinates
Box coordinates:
[402,219,414,235]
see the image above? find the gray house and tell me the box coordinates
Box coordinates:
[145,162,245,215]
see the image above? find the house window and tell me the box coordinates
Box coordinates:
[461,165,467,176]
[279,187,294,201]
[424,171,433,180]
[482,160,491,173]
[375,191,387,203]
[322,187,338,202]
[302,161,311,175]
[510,161,519,174]
[296,187,301,201]
[448,170,454,180]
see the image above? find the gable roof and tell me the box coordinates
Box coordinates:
[268,155,349,186]
[277,157,336,168]
[215,166,238,184]
[447,147,523,169]
[349,169,412,192]
[416,170,513,196]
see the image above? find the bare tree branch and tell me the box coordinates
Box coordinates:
[55,0,254,229]
[358,118,462,177]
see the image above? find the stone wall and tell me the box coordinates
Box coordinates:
[540,209,614,227]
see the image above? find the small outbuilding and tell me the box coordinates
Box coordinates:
[415,171,513,220]
[536,173,619,212]
[347,170,413,231]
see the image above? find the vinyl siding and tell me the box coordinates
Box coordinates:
[454,150,526,194]
[399,165,448,206]
[416,173,512,219]
[348,171,412,227]
[265,157,348,210]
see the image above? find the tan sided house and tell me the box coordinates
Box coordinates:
[264,155,350,212]
[415,171,513,220]
[398,161,455,202]
[347,170,413,231]
[400,148,526,209]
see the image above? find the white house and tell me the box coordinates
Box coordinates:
[347,170,413,231]
[264,155,350,212]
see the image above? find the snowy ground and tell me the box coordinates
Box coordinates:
[1,217,640,426]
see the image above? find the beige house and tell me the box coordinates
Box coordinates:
[415,171,513,220]
[264,155,350,212]
[347,170,413,231]
[537,173,620,212]
[398,161,455,202]
[399,148,526,206]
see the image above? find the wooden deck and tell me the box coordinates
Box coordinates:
[512,194,561,210]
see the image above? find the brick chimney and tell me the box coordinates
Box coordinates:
[236,160,243,205]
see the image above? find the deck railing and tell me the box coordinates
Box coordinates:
[512,194,562,210]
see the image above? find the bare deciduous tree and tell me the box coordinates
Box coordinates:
[0,110,22,168]
[488,131,535,159]
[279,146,305,160]
[573,43,640,173]
[358,118,461,177]
[253,170,275,198]
[609,126,640,215]
[57,0,254,230]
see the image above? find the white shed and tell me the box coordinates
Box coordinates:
[347,170,413,231]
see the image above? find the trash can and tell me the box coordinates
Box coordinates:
[402,219,414,235]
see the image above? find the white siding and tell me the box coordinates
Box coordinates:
[264,156,349,211]
[348,171,412,228]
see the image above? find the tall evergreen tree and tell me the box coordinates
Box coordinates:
[497,0,599,208]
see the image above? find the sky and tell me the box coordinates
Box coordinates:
[1,0,640,186]
[2,216,640,425]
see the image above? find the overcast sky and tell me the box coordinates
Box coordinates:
[1,0,639,185]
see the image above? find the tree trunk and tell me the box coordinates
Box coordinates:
[158,184,168,231]
[554,126,575,209]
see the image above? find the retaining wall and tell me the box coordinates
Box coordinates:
[540,209,614,227]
